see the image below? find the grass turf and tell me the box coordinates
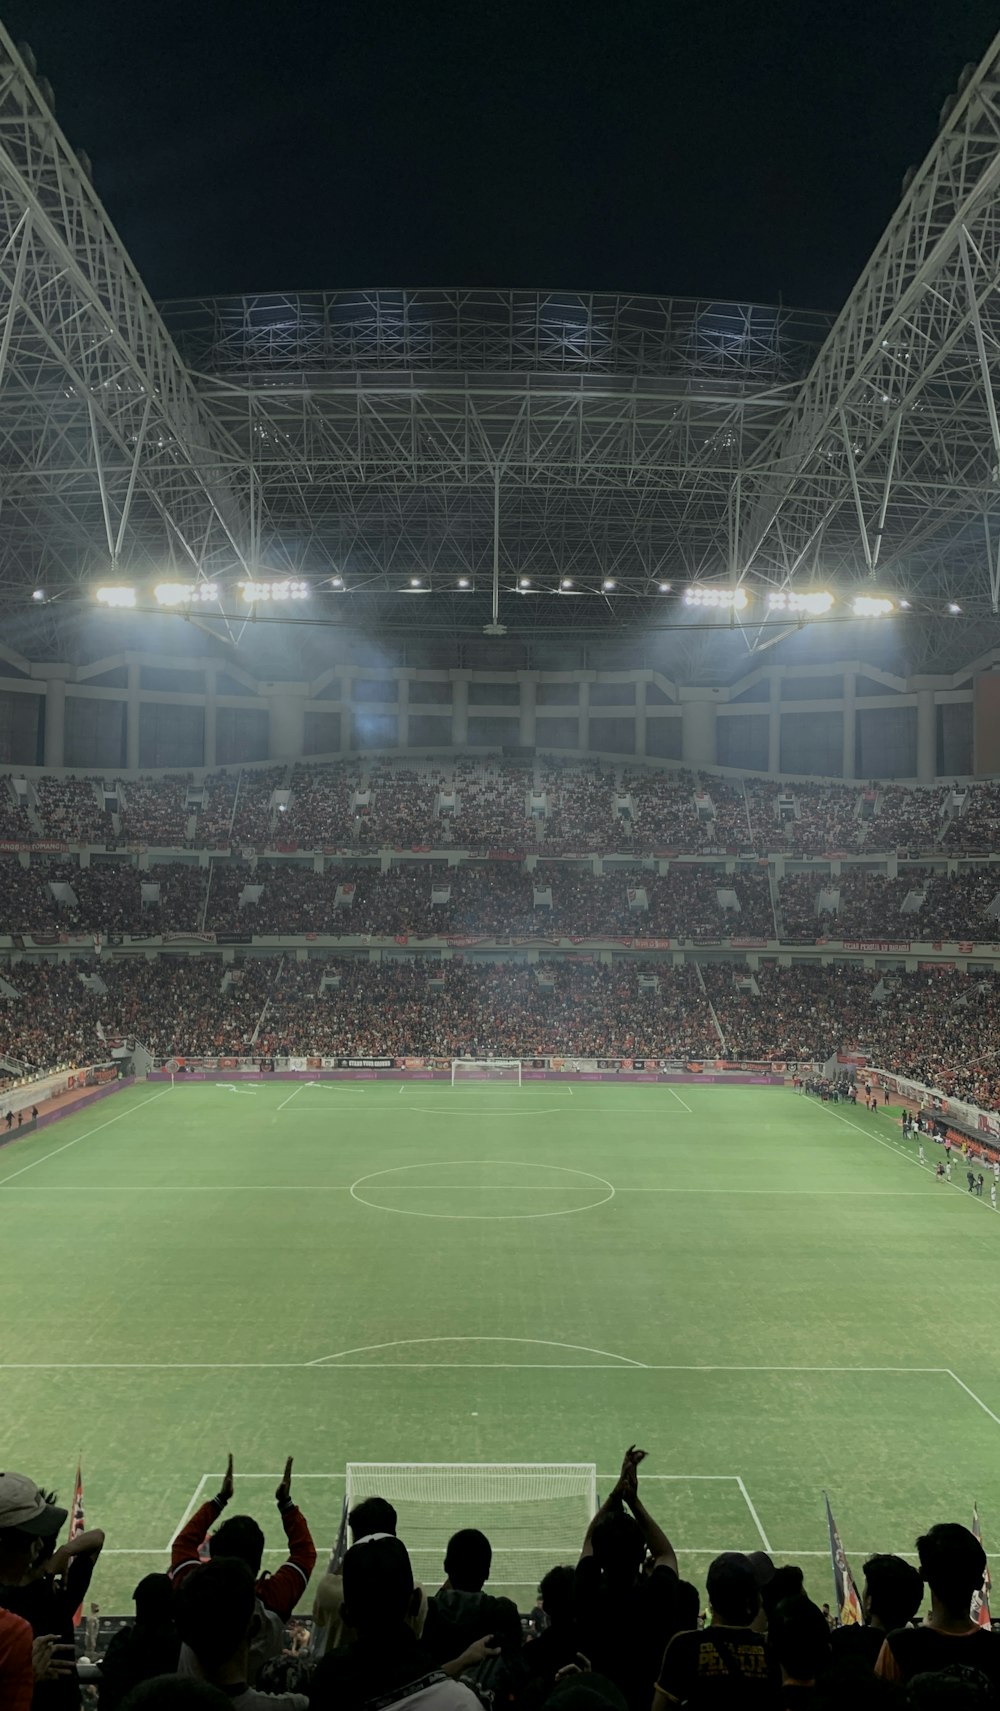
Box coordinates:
[1,1077,998,1615]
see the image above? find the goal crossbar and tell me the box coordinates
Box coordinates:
[451,1059,522,1085]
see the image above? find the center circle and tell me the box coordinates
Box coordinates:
[349,1159,615,1221]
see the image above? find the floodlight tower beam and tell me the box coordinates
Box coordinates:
[0,24,253,586]
[741,32,1000,605]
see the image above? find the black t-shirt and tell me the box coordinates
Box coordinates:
[828,1623,887,1672]
[310,1627,440,1711]
[575,1558,681,1711]
[878,1624,1000,1691]
[656,1624,777,1707]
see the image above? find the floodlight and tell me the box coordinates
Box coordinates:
[409,577,422,588]
[238,579,310,602]
[518,577,531,589]
[95,586,137,608]
[560,578,574,589]
[851,595,895,617]
[768,590,834,616]
[658,581,672,592]
[683,586,749,610]
[948,601,962,614]
[330,575,344,588]
[457,577,470,588]
[31,589,45,602]
[154,582,219,607]
[602,579,616,590]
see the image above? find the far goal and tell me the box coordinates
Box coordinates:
[344,1462,596,1590]
[451,1059,522,1085]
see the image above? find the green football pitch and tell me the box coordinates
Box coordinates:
[1,1076,999,1617]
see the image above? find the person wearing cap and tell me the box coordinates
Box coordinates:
[1,1493,104,1711]
[653,1552,776,1707]
[0,1472,69,1711]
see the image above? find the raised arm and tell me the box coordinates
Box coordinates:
[619,1447,678,1574]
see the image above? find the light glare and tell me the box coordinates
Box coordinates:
[95,585,137,608]
[768,590,834,616]
[238,579,310,602]
[851,595,895,617]
[683,585,749,610]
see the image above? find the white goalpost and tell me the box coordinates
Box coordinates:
[451,1059,523,1085]
[344,1462,597,1588]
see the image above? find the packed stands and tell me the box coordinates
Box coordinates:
[4,759,1000,856]
[6,955,1000,1109]
[0,955,717,1064]
[779,868,1000,943]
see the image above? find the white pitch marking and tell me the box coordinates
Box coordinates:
[819,1105,998,1215]
[665,1085,693,1113]
[0,1088,172,1186]
[736,1475,773,1552]
[165,1473,208,1551]
[947,1370,1000,1429]
[348,1157,616,1220]
[307,1334,647,1368]
[276,1083,305,1112]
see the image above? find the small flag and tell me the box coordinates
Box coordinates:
[96,1020,107,1043]
[824,1493,864,1627]
[972,1503,991,1628]
[69,1462,85,1626]
[93,932,102,957]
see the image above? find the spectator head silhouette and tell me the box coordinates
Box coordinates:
[443,1527,492,1592]
[590,1509,645,1587]
[174,1556,256,1681]
[209,1515,266,1578]
[538,1564,575,1625]
[705,1552,761,1625]
[862,1553,924,1629]
[349,1496,398,1544]
[768,1595,832,1683]
[342,1534,421,1636]
[916,1523,987,1619]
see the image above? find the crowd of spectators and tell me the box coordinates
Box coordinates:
[0,856,773,942]
[6,953,1000,1106]
[6,759,1000,857]
[778,869,1000,944]
[12,845,1000,946]
[0,860,207,935]
[2,1450,997,1708]
[0,956,717,1065]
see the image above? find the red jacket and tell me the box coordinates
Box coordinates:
[170,1495,316,1620]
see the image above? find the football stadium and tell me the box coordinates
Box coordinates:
[3,10,1000,1705]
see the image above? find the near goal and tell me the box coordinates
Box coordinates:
[344,1462,596,1589]
[451,1059,522,1085]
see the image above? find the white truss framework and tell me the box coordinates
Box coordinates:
[0,27,998,675]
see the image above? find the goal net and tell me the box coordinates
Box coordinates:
[451,1059,522,1085]
[344,1462,596,1591]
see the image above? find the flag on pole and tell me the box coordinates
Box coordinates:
[96,1020,107,1043]
[824,1493,864,1626]
[972,1503,992,1628]
[69,1462,85,1626]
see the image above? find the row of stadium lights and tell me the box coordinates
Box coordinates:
[84,580,960,617]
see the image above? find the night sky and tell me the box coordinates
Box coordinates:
[9,0,1000,309]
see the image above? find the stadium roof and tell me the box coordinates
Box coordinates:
[2,23,1000,681]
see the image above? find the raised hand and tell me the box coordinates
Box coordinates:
[275,1456,293,1508]
[218,1452,235,1505]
